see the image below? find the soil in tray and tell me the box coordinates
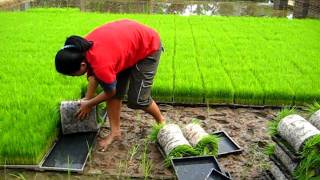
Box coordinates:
[1,104,276,179]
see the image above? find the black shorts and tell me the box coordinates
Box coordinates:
[114,44,163,109]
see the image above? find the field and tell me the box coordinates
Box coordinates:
[0,8,320,165]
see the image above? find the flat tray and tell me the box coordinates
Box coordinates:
[205,168,232,180]
[213,131,243,157]
[40,132,97,172]
[272,135,300,162]
[171,156,225,180]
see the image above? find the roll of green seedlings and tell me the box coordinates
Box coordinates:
[149,123,198,166]
[277,114,320,153]
[307,102,320,130]
[268,108,320,179]
[182,122,219,156]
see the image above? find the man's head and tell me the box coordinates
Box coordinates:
[55,35,93,76]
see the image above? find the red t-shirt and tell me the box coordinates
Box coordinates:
[85,19,160,91]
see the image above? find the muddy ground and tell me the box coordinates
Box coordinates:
[2,104,281,180]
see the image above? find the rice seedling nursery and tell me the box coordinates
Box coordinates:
[0,6,320,179]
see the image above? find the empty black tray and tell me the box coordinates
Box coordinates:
[271,135,300,162]
[205,168,232,180]
[40,132,97,172]
[171,156,225,180]
[213,131,243,157]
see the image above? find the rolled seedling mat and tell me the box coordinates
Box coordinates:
[271,135,301,162]
[309,109,320,130]
[60,101,99,135]
[182,123,219,155]
[277,114,320,152]
[157,124,198,164]
[274,144,298,175]
[269,155,293,180]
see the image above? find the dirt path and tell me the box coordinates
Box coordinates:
[2,105,278,180]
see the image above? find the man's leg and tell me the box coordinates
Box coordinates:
[144,100,165,124]
[127,44,165,124]
[97,69,130,151]
[98,97,122,151]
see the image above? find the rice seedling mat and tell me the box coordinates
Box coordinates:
[271,135,300,162]
[269,155,293,180]
[213,131,243,157]
[171,156,229,180]
[40,132,97,172]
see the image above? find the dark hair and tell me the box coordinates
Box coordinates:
[55,35,93,75]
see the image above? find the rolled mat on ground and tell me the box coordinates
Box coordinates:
[182,122,219,156]
[267,108,320,179]
[60,101,98,135]
[149,123,198,166]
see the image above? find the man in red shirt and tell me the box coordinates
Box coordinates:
[55,19,165,151]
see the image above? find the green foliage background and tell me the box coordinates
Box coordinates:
[0,8,320,164]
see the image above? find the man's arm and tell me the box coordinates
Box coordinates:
[84,76,98,99]
[76,88,116,119]
[87,89,116,107]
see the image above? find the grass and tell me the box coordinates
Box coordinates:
[0,8,320,165]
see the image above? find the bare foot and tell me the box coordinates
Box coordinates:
[98,134,121,152]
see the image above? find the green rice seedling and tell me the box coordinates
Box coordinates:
[294,135,320,179]
[9,172,26,180]
[86,141,93,166]
[128,144,140,162]
[306,101,320,116]
[264,143,275,156]
[1,8,320,165]
[117,160,124,179]
[148,123,165,142]
[140,139,152,180]
[164,144,198,167]
[267,107,296,136]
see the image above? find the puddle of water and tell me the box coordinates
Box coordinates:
[0,0,294,18]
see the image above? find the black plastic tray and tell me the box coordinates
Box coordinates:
[171,156,225,180]
[205,168,232,180]
[213,131,243,157]
[272,135,300,162]
[40,132,97,172]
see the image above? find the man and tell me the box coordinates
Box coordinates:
[55,19,165,151]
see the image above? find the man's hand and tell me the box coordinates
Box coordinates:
[76,100,93,120]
